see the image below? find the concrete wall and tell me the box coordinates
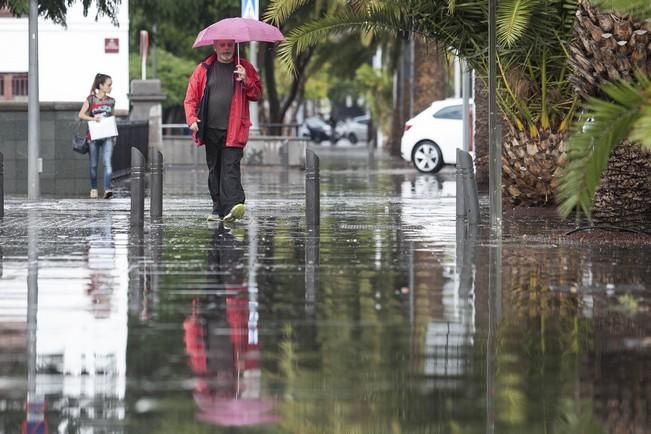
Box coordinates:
[162,135,307,168]
[0,102,101,196]
[0,2,130,112]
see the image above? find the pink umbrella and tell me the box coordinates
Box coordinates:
[192,17,284,48]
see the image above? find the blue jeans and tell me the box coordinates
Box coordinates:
[89,137,114,190]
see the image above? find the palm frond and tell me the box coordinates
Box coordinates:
[275,4,410,74]
[496,0,536,47]
[264,0,313,25]
[557,76,651,219]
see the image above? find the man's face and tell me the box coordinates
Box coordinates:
[213,40,235,63]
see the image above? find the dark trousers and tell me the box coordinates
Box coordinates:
[204,128,245,217]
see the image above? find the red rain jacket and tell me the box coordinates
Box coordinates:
[184,53,262,148]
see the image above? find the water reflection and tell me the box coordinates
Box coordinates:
[183,223,278,428]
[36,213,127,432]
[25,209,45,434]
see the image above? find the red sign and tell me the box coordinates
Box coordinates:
[105,38,119,54]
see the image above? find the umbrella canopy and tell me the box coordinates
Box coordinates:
[193,18,284,48]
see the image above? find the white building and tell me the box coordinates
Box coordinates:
[0,2,129,112]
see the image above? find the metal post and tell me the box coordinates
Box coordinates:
[487,230,502,434]
[305,149,320,229]
[150,150,163,219]
[488,0,501,229]
[250,42,259,133]
[462,60,471,152]
[456,149,466,219]
[26,209,45,430]
[459,150,480,224]
[0,152,4,218]
[27,0,40,200]
[131,147,146,229]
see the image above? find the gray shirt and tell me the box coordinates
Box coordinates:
[206,61,235,129]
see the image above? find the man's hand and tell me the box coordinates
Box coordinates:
[234,64,246,83]
[189,120,200,132]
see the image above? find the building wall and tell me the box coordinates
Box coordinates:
[0,102,94,196]
[0,2,129,112]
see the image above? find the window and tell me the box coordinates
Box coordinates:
[12,73,28,96]
[433,105,463,120]
[0,73,28,100]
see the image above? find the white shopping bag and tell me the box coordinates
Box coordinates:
[88,116,118,140]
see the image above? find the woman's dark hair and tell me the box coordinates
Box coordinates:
[90,73,112,94]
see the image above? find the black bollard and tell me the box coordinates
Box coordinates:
[0,152,3,218]
[305,149,320,229]
[130,147,146,229]
[458,150,480,224]
[150,150,163,219]
[456,149,466,219]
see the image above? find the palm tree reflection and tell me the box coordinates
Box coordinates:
[183,222,278,428]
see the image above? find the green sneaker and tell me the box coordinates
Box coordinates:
[223,203,245,222]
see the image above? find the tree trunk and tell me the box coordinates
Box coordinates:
[503,126,566,206]
[569,0,651,228]
[473,75,490,189]
[592,142,651,230]
[386,37,447,156]
[413,39,446,114]
[263,47,313,136]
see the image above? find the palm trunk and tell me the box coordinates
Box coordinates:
[569,0,651,228]
[473,76,490,189]
[592,142,651,229]
[413,40,446,113]
[503,126,566,206]
[387,37,447,156]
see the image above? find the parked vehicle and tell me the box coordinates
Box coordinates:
[335,114,370,144]
[299,117,332,143]
[400,98,473,173]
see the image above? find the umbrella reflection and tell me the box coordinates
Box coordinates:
[183,223,278,427]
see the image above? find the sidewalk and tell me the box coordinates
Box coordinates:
[0,147,649,433]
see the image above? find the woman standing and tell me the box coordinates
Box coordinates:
[78,73,116,199]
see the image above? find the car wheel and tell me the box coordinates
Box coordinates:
[412,141,443,173]
[348,133,358,144]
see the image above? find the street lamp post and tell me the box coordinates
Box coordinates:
[27,0,40,199]
[488,0,501,230]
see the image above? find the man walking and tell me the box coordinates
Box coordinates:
[184,39,262,221]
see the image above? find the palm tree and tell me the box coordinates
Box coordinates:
[560,0,651,227]
[557,73,651,226]
[269,0,579,206]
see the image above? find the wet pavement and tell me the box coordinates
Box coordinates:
[1,146,650,433]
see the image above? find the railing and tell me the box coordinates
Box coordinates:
[259,123,301,137]
[162,123,303,137]
[162,123,191,137]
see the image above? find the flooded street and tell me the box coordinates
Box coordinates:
[1,147,649,433]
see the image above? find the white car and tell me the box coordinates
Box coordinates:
[400,98,473,173]
[335,114,369,144]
